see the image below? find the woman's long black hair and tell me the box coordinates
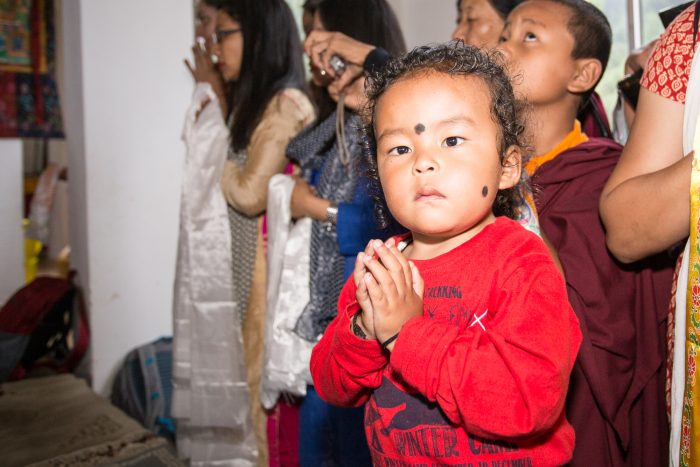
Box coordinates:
[317,0,406,59]
[220,0,308,152]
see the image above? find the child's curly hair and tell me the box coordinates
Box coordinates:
[362,42,529,229]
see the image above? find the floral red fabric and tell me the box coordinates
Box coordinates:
[641,4,699,103]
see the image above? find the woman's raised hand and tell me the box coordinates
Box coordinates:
[184,42,227,116]
[305,30,369,89]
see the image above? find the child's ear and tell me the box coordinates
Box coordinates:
[567,58,603,95]
[499,145,522,190]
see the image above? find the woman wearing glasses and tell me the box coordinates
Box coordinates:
[176,0,314,465]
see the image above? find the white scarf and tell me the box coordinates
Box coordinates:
[172,82,256,466]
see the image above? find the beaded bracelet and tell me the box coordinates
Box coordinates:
[351,313,367,339]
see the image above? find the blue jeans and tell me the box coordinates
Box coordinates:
[298,386,372,466]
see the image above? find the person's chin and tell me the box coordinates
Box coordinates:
[224,71,239,83]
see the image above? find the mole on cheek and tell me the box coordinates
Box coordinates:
[414,123,425,135]
[482,186,488,197]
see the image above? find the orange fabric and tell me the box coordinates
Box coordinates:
[525,121,589,175]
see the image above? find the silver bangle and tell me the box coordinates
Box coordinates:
[325,202,338,225]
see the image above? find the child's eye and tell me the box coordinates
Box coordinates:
[443,136,465,147]
[388,145,411,156]
[524,32,537,42]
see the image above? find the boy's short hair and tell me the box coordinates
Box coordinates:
[549,0,612,88]
[363,43,528,228]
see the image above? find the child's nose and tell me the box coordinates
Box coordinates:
[413,151,438,174]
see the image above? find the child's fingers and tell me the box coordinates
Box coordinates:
[354,239,379,288]
[353,252,366,288]
[355,273,373,313]
[363,272,387,308]
[371,240,407,296]
[364,239,376,258]
[409,261,424,298]
[354,254,374,314]
[384,238,412,288]
[359,311,374,339]
[363,251,398,298]
[357,240,375,267]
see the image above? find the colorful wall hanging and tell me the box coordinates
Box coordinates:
[0,0,63,138]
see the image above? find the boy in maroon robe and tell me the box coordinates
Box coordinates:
[498,1,675,466]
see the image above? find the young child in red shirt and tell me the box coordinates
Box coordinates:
[310,43,582,466]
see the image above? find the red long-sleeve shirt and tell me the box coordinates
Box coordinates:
[310,217,582,466]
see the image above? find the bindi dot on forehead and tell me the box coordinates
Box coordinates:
[482,186,489,197]
[414,123,425,135]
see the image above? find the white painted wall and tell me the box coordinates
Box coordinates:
[50,0,451,397]
[48,1,69,261]
[61,0,192,395]
[388,0,455,49]
[0,140,24,304]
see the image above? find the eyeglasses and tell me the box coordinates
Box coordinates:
[212,28,241,44]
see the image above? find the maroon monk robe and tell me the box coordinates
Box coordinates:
[579,92,612,139]
[532,138,675,467]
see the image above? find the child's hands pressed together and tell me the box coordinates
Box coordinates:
[353,241,377,340]
[358,238,424,350]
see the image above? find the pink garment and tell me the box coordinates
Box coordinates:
[267,398,301,467]
[264,162,305,467]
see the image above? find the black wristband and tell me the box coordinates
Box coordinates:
[380,332,399,349]
[351,313,368,339]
